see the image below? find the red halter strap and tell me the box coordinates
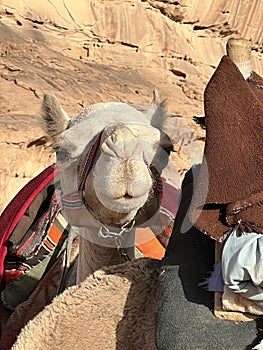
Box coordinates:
[61,130,163,210]
[61,131,103,210]
[78,131,103,191]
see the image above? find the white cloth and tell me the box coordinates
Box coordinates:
[222,228,263,306]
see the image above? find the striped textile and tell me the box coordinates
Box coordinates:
[0,165,57,286]
[4,191,70,286]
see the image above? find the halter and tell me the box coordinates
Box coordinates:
[78,132,103,192]
[61,129,163,211]
[61,131,103,209]
[59,129,163,261]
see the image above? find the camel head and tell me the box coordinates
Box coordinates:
[41,92,173,228]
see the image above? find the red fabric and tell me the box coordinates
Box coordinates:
[0,165,58,286]
[161,179,180,218]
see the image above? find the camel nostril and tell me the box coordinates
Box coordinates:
[123,193,133,199]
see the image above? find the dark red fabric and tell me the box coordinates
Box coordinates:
[161,179,180,218]
[0,165,57,286]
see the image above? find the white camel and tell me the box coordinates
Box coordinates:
[11,258,160,350]
[0,92,182,350]
[0,88,202,349]
[41,91,174,283]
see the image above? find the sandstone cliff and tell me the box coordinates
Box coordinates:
[0,0,262,212]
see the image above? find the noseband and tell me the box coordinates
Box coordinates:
[61,129,163,210]
[58,128,164,261]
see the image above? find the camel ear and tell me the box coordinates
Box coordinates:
[146,89,162,115]
[41,94,70,149]
[149,88,161,106]
[146,89,167,130]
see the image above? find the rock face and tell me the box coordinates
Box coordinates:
[0,0,262,212]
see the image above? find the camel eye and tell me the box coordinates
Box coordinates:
[159,132,174,155]
[159,140,175,155]
[56,148,70,162]
[163,145,175,155]
[110,133,117,144]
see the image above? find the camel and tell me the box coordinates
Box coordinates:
[40,91,176,283]
[1,90,189,349]
[11,258,161,350]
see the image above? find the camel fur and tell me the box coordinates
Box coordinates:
[41,92,174,282]
[11,258,160,350]
[0,92,180,348]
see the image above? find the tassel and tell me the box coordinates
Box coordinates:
[198,261,225,292]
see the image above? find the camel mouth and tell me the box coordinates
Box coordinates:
[113,194,147,208]
[122,194,133,199]
[115,192,147,202]
[96,193,148,213]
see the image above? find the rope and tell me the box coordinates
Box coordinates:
[57,228,76,295]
